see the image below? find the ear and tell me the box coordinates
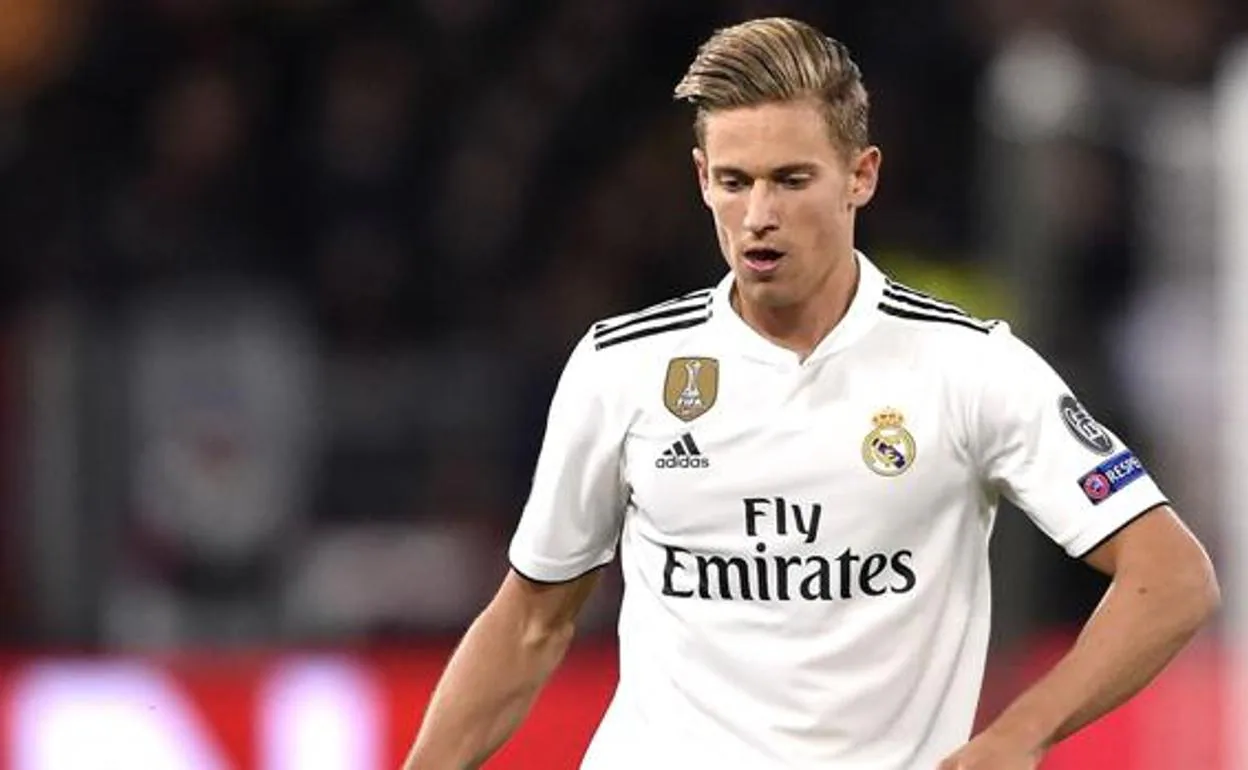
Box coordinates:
[848,145,882,209]
[693,147,712,207]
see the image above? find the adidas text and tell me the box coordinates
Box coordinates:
[655,455,710,469]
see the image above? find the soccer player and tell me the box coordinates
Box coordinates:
[402,17,1220,770]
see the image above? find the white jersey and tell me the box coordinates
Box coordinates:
[508,253,1167,770]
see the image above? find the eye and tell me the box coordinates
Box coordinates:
[779,174,812,190]
[718,175,747,192]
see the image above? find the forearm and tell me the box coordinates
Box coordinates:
[987,563,1218,751]
[403,603,575,770]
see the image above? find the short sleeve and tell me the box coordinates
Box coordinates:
[508,331,627,582]
[971,326,1168,558]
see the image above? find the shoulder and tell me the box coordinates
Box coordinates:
[871,275,1037,380]
[555,286,714,395]
[553,287,714,419]
[588,286,715,354]
[876,277,1002,340]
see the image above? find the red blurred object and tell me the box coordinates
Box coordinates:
[0,636,1225,769]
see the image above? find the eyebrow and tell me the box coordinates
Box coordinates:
[711,163,819,177]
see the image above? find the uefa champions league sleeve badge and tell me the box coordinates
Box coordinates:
[663,357,719,422]
[1057,394,1115,456]
[862,407,916,476]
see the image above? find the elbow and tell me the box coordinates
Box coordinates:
[525,610,578,647]
[1174,551,1221,633]
[516,609,577,655]
[519,616,577,665]
[1193,562,1221,628]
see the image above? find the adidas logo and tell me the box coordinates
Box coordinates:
[655,433,710,469]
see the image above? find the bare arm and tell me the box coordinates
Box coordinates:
[402,568,603,770]
[944,505,1220,767]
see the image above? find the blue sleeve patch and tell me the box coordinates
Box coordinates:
[1077,450,1147,505]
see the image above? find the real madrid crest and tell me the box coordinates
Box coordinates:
[862,407,916,476]
[663,357,719,422]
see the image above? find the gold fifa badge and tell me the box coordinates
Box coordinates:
[663,357,719,422]
[862,407,916,476]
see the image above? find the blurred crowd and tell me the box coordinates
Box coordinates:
[0,0,1241,651]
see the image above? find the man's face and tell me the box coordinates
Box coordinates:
[694,99,880,309]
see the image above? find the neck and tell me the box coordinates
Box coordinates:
[732,254,860,360]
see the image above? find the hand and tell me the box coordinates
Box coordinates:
[937,728,1044,770]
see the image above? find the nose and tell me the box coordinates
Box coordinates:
[743,181,778,236]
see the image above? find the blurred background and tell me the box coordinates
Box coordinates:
[0,0,1243,767]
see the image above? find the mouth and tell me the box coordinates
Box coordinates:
[742,247,786,274]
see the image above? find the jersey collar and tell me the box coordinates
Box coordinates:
[709,250,885,367]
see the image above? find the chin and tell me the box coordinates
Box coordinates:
[736,276,796,308]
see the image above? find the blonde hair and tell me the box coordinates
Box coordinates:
[673,17,870,153]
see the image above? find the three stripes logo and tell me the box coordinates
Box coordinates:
[877,280,997,334]
[655,433,710,469]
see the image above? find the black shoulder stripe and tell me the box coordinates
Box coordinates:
[593,301,707,339]
[595,315,710,350]
[882,286,968,317]
[884,280,968,316]
[592,288,712,336]
[877,302,993,334]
